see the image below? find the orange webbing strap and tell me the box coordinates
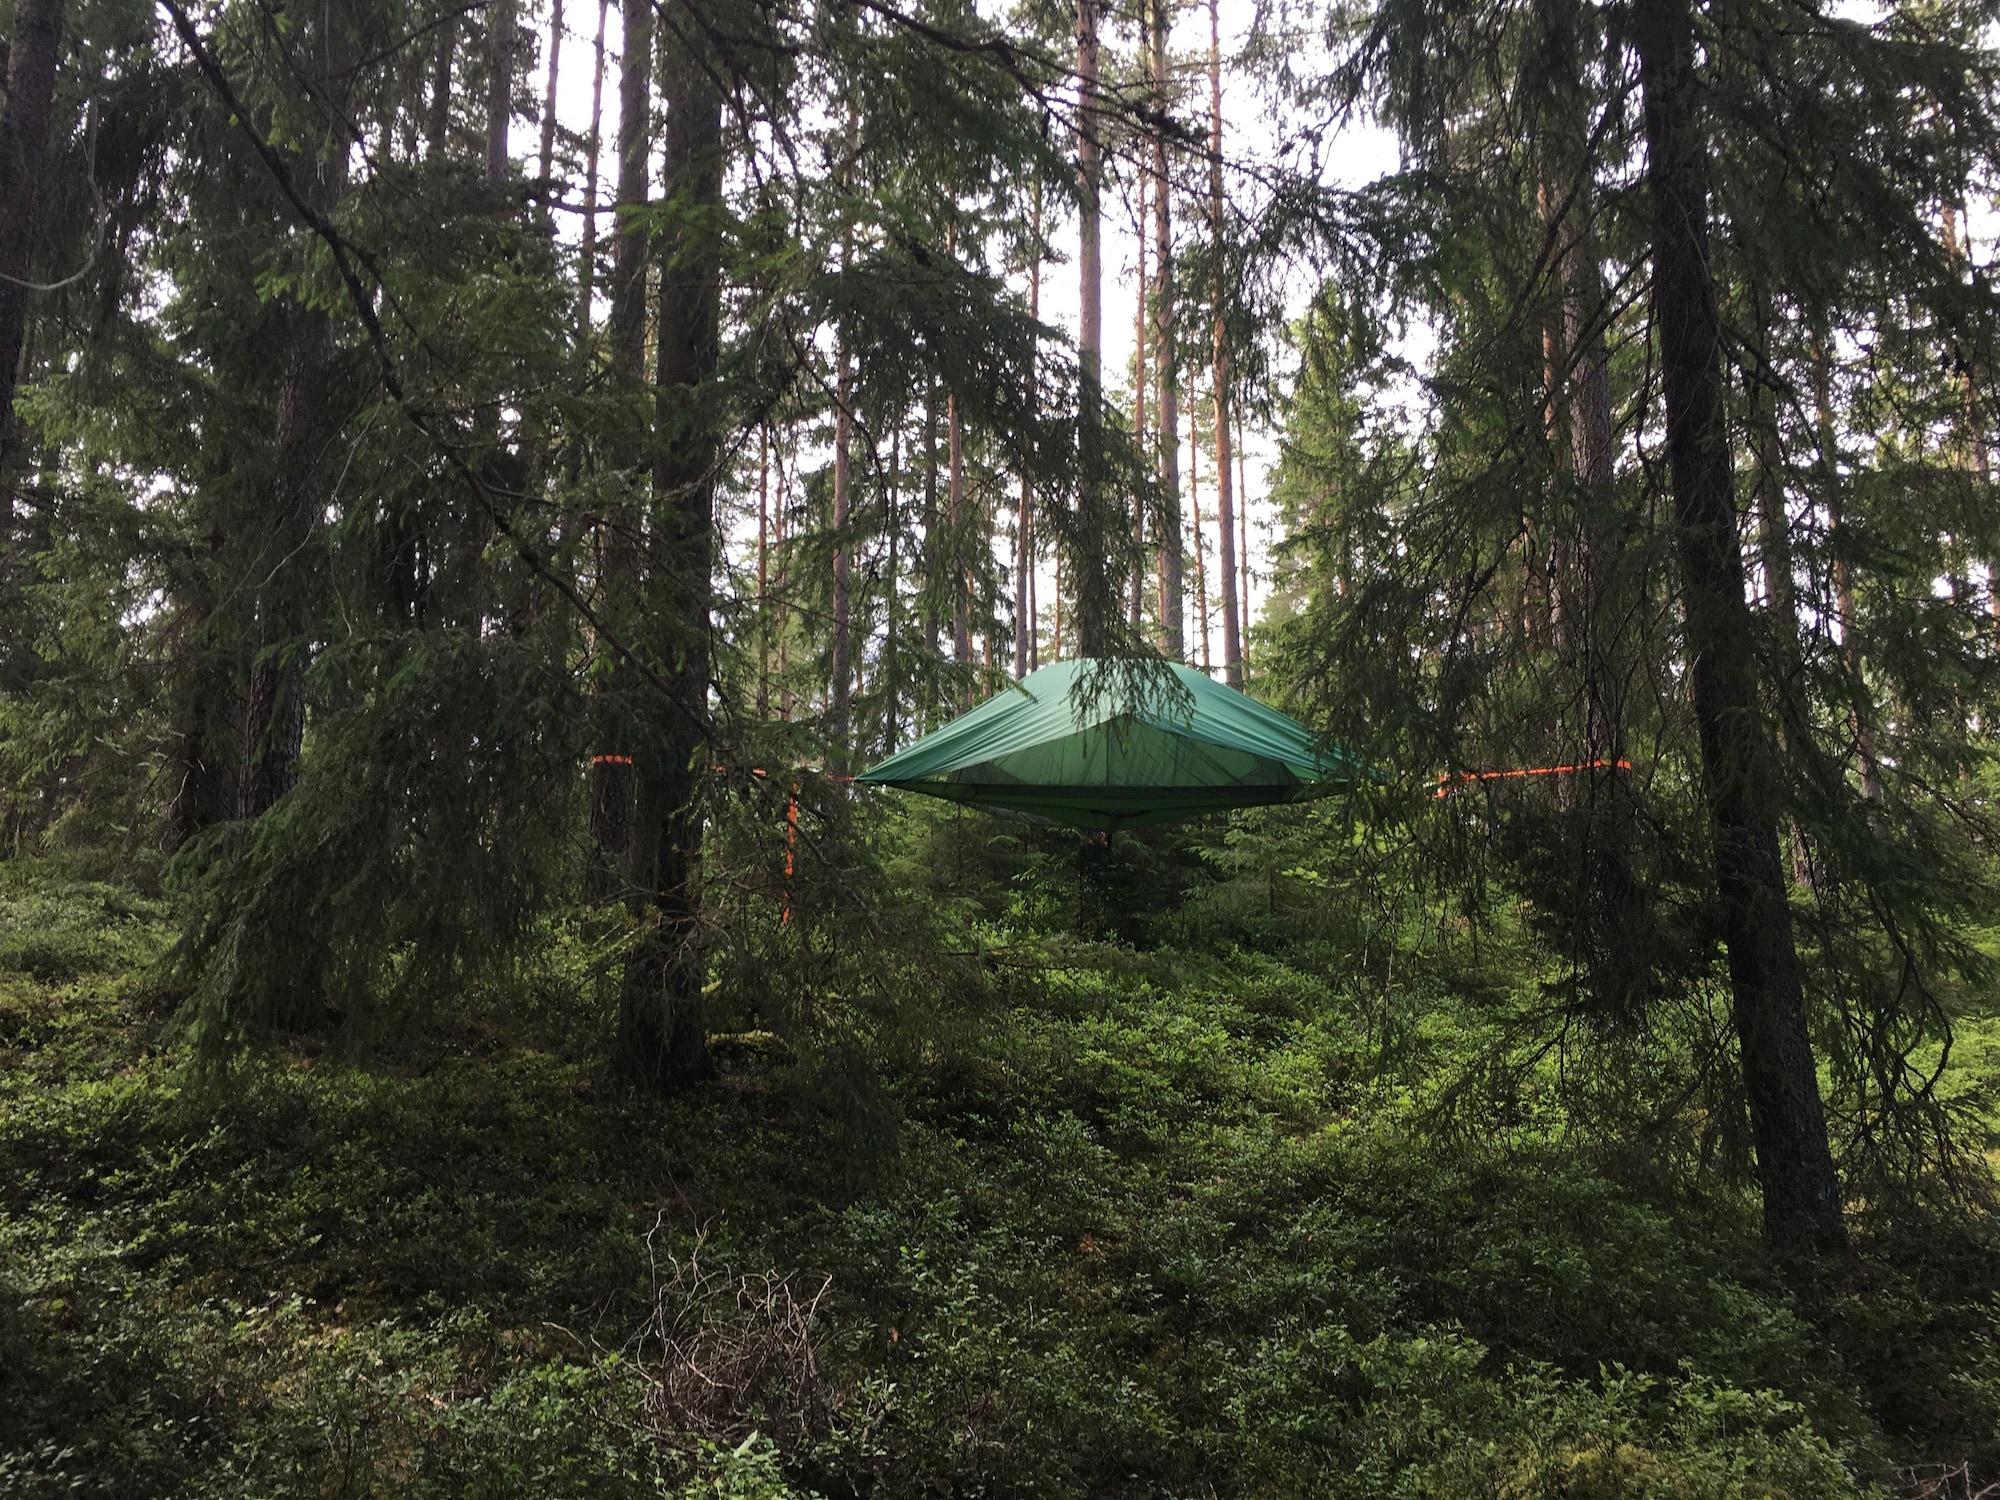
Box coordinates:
[1434,756,1632,799]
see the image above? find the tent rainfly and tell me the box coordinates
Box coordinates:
[857,658,1357,831]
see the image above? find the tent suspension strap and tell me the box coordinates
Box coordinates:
[1434,757,1632,799]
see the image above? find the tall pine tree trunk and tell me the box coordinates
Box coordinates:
[485,0,514,181]
[949,388,970,676]
[587,0,652,901]
[1942,201,1998,629]
[1132,170,1149,632]
[576,0,610,330]
[1206,0,1241,686]
[757,426,771,718]
[777,444,793,721]
[831,247,855,750]
[920,376,942,713]
[535,0,564,223]
[1236,421,1250,637]
[1189,394,1209,671]
[426,16,454,151]
[1149,0,1184,660]
[1015,184,1041,678]
[1073,0,1110,657]
[451,0,518,633]
[1810,336,1883,804]
[0,0,64,659]
[1635,0,1846,1261]
[886,419,902,746]
[616,2,725,1094]
[0,0,62,475]
[167,520,240,850]
[243,31,359,818]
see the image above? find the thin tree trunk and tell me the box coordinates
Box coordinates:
[1032,532,1048,668]
[887,418,902,746]
[1811,336,1883,804]
[1207,0,1241,686]
[239,396,314,820]
[453,0,519,633]
[1016,184,1041,679]
[1053,561,1063,659]
[757,425,770,718]
[1132,169,1149,632]
[831,243,855,751]
[0,0,64,474]
[949,389,970,674]
[1189,394,1209,672]
[1746,278,1805,723]
[242,40,357,819]
[1544,156,1623,765]
[485,0,514,182]
[426,16,455,152]
[777,445,792,721]
[1636,0,1846,1262]
[536,0,564,225]
[1942,201,1997,630]
[1236,421,1250,640]
[576,0,610,330]
[167,522,239,850]
[1073,0,1109,656]
[1149,0,1184,659]
[587,0,652,901]
[617,3,724,1094]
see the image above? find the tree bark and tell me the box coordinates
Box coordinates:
[1941,201,1997,632]
[587,0,653,901]
[1635,0,1846,1261]
[576,0,610,330]
[616,0,724,1094]
[167,521,240,851]
[949,389,970,675]
[1073,0,1110,657]
[1189,392,1209,672]
[1207,0,1241,686]
[886,419,902,747]
[756,426,770,718]
[1236,418,1250,640]
[831,246,855,748]
[777,442,793,721]
[920,376,941,712]
[485,0,514,182]
[1149,0,1184,660]
[0,0,64,475]
[535,0,564,226]
[1810,336,1883,804]
[426,16,455,153]
[1016,183,1041,678]
[1132,167,1149,633]
[242,34,358,820]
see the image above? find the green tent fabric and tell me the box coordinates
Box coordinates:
[857,657,1357,830]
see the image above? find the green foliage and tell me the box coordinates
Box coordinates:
[5,857,1997,1494]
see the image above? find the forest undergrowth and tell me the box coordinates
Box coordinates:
[4,806,1998,1499]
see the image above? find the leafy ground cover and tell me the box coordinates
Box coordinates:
[3,844,1998,1498]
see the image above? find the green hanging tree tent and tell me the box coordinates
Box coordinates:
[858,658,1359,830]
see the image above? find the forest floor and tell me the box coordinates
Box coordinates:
[3,848,2000,1498]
